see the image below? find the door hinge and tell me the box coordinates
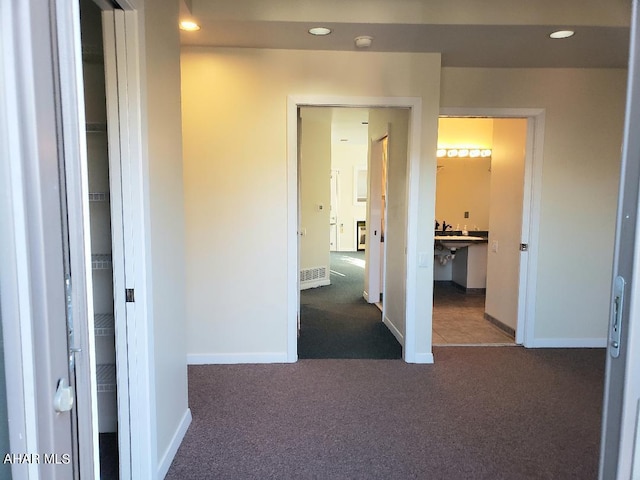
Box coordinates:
[126,288,135,303]
[520,243,529,252]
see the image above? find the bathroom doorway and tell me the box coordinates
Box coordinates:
[433,115,534,346]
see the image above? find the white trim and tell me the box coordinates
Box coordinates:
[188,353,290,365]
[288,95,423,364]
[404,99,423,363]
[529,338,607,348]
[439,107,545,349]
[157,409,192,479]
[413,353,435,364]
[383,315,404,344]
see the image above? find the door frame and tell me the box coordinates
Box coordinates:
[439,107,545,346]
[287,95,422,362]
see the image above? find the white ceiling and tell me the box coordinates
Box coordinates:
[180,0,631,68]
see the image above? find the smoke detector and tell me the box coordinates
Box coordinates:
[354,36,373,48]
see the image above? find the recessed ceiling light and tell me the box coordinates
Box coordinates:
[549,30,575,39]
[309,27,332,36]
[180,20,201,31]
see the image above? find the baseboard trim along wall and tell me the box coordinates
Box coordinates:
[187,352,290,364]
[157,408,192,479]
[484,313,516,338]
[383,315,404,345]
[529,337,607,348]
[413,352,435,364]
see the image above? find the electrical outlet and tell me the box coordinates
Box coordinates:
[464,211,469,218]
[491,241,498,253]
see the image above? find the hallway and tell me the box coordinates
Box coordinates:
[297,252,402,359]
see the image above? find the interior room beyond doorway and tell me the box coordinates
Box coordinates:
[433,116,527,346]
[297,106,405,358]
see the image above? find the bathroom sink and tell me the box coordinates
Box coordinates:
[434,235,485,250]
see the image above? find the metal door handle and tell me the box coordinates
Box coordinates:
[610,276,625,358]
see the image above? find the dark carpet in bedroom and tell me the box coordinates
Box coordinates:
[297,251,402,359]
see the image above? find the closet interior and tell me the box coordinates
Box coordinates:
[80,0,120,477]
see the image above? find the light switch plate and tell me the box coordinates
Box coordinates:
[418,252,430,267]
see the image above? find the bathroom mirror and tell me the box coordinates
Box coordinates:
[435,118,492,231]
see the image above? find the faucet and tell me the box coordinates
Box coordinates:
[442,221,452,233]
[435,220,440,230]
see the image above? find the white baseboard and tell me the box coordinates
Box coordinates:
[158,408,192,479]
[528,337,607,348]
[363,290,369,302]
[299,278,330,290]
[187,352,290,364]
[383,315,404,345]
[412,352,435,364]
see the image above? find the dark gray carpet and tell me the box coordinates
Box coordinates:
[99,433,118,479]
[167,347,605,480]
[298,252,402,359]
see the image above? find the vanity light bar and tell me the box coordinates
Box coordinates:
[436,148,492,158]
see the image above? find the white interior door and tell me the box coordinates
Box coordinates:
[600,2,640,477]
[380,136,389,304]
[330,170,339,251]
[364,137,384,303]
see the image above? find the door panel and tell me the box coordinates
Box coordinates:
[600,2,640,478]
[19,0,77,477]
[365,138,384,303]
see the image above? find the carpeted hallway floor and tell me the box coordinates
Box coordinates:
[297,251,402,359]
[166,347,605,479]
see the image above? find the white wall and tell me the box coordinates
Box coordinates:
[441,68,626,345]
[369,108,410,340]
[331,142,367,251]
[139,0,190,467]
[300,107,331,274]
[181,49,441,361]
[485,118,527,330]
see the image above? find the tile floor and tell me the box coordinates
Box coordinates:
[432,282,515,346]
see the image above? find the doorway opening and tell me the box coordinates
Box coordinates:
[296,106,404,359]
[80,0,121,476]
[433,111,544,347]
